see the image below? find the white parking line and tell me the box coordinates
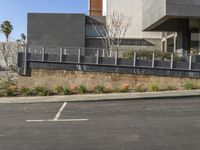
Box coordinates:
[53,102,67,121]
[26,119,88,122]
[26,102,88,123]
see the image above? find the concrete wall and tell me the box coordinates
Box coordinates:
[27,13,85,48]
[106,0,162,39]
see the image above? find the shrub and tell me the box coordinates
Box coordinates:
[123,50,179,61]
[77,85,88,94]
[4,88,15,96]
[113,87,121,93]
[182,81,196,90]
[134,84,145,92]
[33,86,53,96]
[20,87,32,96]
[70,83,78,91]
[63,87,72,95]
[165,85,176,91]
[54,86,64,95]
[149,83,159,92]
[94,85,105,93]
[121,83,129,92]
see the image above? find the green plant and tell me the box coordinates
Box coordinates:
[182,81,196,90]
[165,85,175,91]
[0,20,13,42]
[94,85,105,93]
[134,84,145,92]
[149,83,159,92]
[20,87,32,96]
[54,86,64,95]
[33,86,53,96]
[63,87,72,95]
[122,50,179,61]
[77,85,88,94]
[4,88,14,96]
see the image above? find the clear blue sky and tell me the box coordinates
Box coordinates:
[0,0,88,41]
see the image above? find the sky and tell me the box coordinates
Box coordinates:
[0,0,88,41]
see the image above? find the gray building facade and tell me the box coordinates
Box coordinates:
[143,0,200,54]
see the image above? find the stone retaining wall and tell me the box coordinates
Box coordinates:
[18,69,200,90]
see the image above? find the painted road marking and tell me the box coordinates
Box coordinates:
[26,119,88,122]
[53,102,67,121]
[26,102,88,123]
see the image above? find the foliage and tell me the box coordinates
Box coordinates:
[134,84,145,92]
[182,81,196,90]
[63,87,72,95]
[20,87,32,96]
[77,85,88,94]
[0,20,13,41]
[94,85,105,93]
[165,85,176,91]
[121,83,129,92]
[4,88,14,96]
[148,83,159,92]
[123,50,179,61]
[32,86,53,96]
[54,86,64,95]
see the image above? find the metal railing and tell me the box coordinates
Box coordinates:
[18,45,200,75]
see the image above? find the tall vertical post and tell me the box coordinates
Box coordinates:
[170,53,174,69]
[23,45,28,75]
[102,49,105,57]
[152,52,155,68]
[78,48,81,63]
[60,47,63,62]
[42,46,45,61]
[189,55,192,70]
[115,51,118,66]
[16,44,19,68]
[96,49,99,64]
[133,52,136,67]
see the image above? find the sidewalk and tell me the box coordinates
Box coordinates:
[0,90,200,104]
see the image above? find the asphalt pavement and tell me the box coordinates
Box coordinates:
[0,97,200,150]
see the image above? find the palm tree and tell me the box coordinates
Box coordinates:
[0,21,13,42]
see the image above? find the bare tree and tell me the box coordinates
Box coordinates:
[91,12,132,57]
[0,42,18,83]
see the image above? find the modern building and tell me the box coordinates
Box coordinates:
[27,0,200,54]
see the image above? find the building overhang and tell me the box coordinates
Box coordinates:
[142,0,200,31]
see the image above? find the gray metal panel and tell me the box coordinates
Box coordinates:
[166,0,200,17]
[143,0,200,31]
[142,0,166,31]
[27,13,85,47]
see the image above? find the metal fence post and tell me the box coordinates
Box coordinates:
[115,51,118,66]
[103,49,105,57]
[42,46,45,61]
[170,53,174,69]
[133,52,136,67]
[152,52,155,68]
[96,49,99,64]
[78,48,81,63]
[189,55,192,70]
[23,45,28,75]
[60,47,63,62]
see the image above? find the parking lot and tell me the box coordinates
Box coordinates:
[0,97,200,150]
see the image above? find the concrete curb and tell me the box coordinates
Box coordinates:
[0,90,200,104]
